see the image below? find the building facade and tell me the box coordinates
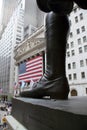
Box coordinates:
[14,26,46,95]
[66,4,87,97]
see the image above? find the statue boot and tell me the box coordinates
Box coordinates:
[20,12,70,99]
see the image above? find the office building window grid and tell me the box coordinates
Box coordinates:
[66,4,87,86]
[0,1,24,93]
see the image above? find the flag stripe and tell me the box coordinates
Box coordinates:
[18,55,43,82]
[26,56,42,65]
[26,61,43,68]
[19,71,42,78]
[26,65,42,71]
[19,76,42,82]
[19,72,42,79]
[19,76,42,81]
[19,74,42,80]
[19,68,42,76]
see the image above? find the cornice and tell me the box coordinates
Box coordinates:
[14,25,46,64]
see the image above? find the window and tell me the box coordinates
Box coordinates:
[72,62,76,69]
[83,36,87,43]
[67,52,70,57]
[77,38,81,45]
[86,88,87,94]
[17,30,21,33]
[70,32,73,38]
[16,38,21,41]
[73,73,77,80]
[69,20,71,26]
[66,43,69,49]
[81,26,85,32]
[71,89,77,96]
[81,72,85,79]
[73,8,77,13]
[84,45,87,52]
[80,60,84,67]
[71,42,74,48]
[68,74,72,80]
[79,47,82,53]
[85,59,87,66]
[16,35,21,38]
[24,26,29,31]
[71,50,75,56]
[68,63,71,69]
[21,3,23,8]
[17,26,22,29]
[75,16,78,23]
[76,28,80,34]
[80,13,83,20]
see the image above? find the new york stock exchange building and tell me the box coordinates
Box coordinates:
[14,26,46,95]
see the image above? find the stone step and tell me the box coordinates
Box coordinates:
[11,97,87,130]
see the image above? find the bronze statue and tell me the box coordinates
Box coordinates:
[20,0,87,99]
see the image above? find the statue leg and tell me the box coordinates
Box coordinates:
[20,12,70,99]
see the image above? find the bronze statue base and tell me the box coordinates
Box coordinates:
[12,97,87,130]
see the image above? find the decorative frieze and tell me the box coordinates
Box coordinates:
[14,38,45,59]
[14,26,46,64]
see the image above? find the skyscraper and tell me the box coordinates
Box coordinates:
[0,0,17,37]
[23,0,45,39]
[0,0,45,98]
[0,0,24,96]
[2,0,17,25]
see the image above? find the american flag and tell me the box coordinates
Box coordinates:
[18,55,43,82]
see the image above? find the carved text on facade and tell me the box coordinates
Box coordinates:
[14,38,44,58]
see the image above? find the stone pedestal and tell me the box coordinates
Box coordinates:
[12,97,87,130]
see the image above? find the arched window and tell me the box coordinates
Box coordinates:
[71,89,77,96]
